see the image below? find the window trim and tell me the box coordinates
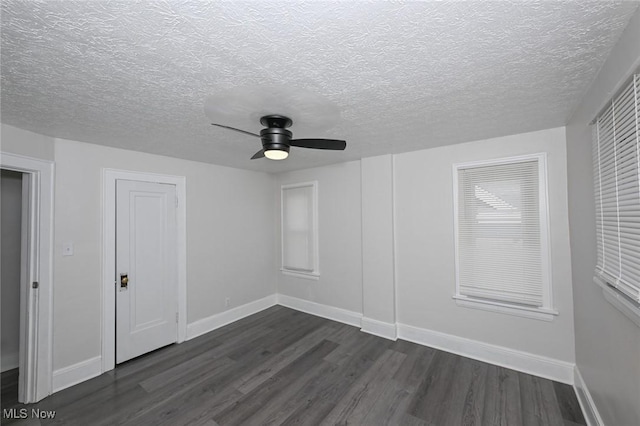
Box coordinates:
[280,181,320,279]
[452,153,556,321]
[594,276,640,327]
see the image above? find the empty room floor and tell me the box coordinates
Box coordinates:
[0,306,586,425]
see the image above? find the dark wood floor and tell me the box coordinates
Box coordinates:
[1,306,586,425]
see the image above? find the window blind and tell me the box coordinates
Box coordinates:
[282,185,315,272]
[457,159,544,307]
[593,74,640,303]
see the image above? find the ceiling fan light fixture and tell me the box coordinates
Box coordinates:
[263,142,290,160]
[265,149,289,160]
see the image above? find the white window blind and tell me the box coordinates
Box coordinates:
[282,183,317,273]
[455,155,550,308]
[593,74,640,303]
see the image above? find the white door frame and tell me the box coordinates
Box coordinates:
[101,169,187,372]
[0,152,54,403]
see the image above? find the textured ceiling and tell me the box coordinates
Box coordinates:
[1,1,638,173]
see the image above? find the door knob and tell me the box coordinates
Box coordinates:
[120,274,129,289]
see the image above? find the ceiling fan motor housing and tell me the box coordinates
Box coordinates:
[260,126,291,154]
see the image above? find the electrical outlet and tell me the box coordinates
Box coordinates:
[225,297,231,307]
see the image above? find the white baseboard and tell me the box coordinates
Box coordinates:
[361,317,397,341]
[186,294,278,340]
[397,323,575,384]
[574,366,603,426]
[1,351,19,373]
[52,356,102,393]
[274,296,573,384]
[276,294,362,328]
[47,295,576,396]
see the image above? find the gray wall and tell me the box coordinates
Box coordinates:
[275,127,575,365]
[361,155,396,325]
[276,161,363,314]
[1,169,22,372]
[394,127,575,362]
[52,137,277,369]
[566,8,640,426]
[1,124,54,161]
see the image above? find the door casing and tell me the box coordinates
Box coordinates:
[102,169,187,373]
[0,152,54,403]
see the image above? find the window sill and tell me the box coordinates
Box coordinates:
[593,276,640,327]
[453,295,558,321]
[281,269,320,281]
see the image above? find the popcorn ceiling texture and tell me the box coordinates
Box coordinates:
[1,1,638,173]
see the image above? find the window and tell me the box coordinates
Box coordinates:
[592,74,640,326]
[453,154,555,321]
[281,181,319,279]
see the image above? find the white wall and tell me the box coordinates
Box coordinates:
[276,161,363,314]
[361,155,396,326]
[275,128,575,369]
[52,138,277,370]
[566,7,640,426]
[1,124,54,161]
[394,127,575,363]
[1,170,22,372]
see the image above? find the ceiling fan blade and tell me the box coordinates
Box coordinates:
[250,149,265,160]
[211,123,260,138]
[289,139,346,150]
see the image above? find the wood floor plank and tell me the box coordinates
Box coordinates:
[110,307,289,382]
[324,322,361,345]
[440,357,488,426]
[113,343,275,426]
[398,413,435,426]
[322,325,369,365]
[138,342,229,393]
[360,380,412,425]
[1,306,587,426]
[231,325,335,394]
[47,383,150,426]
[239,360,337,425]
[166,389,244,426]
[482,364,524,426]
[95,357,237,426]
[392,341,437,393]
[319,348,407,425]
[239,314,326,360]
[111,321,273,393]
[276,333,393,425]
[146,346,277,426]
[406,350,460,423]
[519,372,566,426]
[279,400,336,426]
[563,420,587,426]
[211,339,339,425]
[127,387,218,426]
[389,338,423,355]
[553,381,587,425]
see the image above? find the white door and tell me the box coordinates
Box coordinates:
[116,179,178,364]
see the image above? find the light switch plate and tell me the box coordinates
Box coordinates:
[62,242,74,256]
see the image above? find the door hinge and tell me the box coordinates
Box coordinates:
[32,281,39,289]
[176,312,179,323]
[175,195,178,208]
